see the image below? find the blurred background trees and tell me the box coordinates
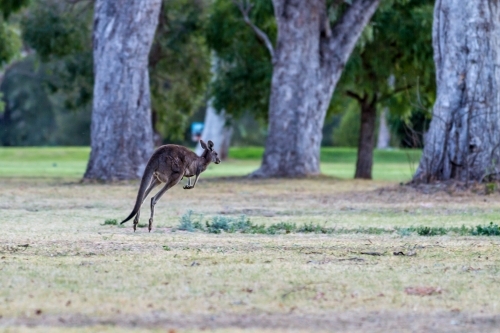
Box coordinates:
[0,0,444,180]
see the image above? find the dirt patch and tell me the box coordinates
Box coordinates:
[3,311,500,332]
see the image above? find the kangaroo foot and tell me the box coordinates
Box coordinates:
[133,217,139,232]
[148,218,153,232]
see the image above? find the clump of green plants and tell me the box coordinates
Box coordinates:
[267,222,296,234]
[473,222,500,236]
[178,210,204,231]
[176,212,500,237]
[485,182,497,195]
[206,215,254,233]
[414,226,448,236]
[102,219,118,226]
[297,222,327,233]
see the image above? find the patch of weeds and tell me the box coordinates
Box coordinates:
[415,226,447,236]
[206,216,231,234]
[194,215,267,234]
[178,210,204,232]
[267,222,296,234]
[397,228,413,237]
[136,223,147,228]
[297,222,327,233]
[102,219,118,226]
[162,245,171,251]
[473,222,500,236]
[456,225,471,236]
[228,215,254,233]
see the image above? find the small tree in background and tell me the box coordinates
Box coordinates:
[331,0,435,179]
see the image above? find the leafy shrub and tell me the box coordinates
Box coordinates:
[473,222,500,236]
[178,210,204,232]
[206,216,231,234]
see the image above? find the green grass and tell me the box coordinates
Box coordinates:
[229,146,422,164]
[0,146,421,181]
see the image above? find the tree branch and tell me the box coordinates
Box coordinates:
[379,84,415,102]
[233,0,275,60]
[345,90,364,103]
[322,0,380,68]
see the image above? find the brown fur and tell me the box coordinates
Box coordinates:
[120,140,220,231]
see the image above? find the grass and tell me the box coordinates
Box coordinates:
[0,146,421,181]
[1,147,499,332]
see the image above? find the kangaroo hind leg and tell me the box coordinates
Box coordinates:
[148,173,182,232]
[133,177,161,232]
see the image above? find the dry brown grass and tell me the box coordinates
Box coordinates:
[1,177,500,332]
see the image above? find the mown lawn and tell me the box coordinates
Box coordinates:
[1,147,499,332]
[0,146,421,181]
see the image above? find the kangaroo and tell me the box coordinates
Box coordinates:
[120,140,221,232]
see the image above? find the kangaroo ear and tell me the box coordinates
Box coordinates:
[207,140,214,151]
[200,140,208,150]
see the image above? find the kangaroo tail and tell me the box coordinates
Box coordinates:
[120,162,156,225]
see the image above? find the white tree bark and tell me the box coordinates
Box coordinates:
[196,99,232,159]
[84,0,162,181]
[414,0,500,183]
[377,108,391,149]
[252,0,380,177]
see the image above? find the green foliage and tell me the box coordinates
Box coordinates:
[177,216,500,237]
[473,222,500,236]
[332,0,435,146]
[0,58,57,146]
[150,0,211,141]
[102,219,118,226]
[18,0,211,143]
[178,210,204,231]
[22,1,89,61]
[21,0,94,111]
[332,108,360,147]
[0,56,91,146]
[0,20,21,66]
[415,226,447,236]
[206,0,275,121]
[389,108,430,148]
[0,0,29,19]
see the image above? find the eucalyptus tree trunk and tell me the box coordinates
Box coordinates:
[196,100,232,160]
[252,0,380,177]
[84,0,162,181]
[413,0,500,183]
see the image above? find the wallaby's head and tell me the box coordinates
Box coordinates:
[200,140,221,164]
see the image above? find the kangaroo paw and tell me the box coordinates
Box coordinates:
[183,185,193,190]
[148,218,153,232]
